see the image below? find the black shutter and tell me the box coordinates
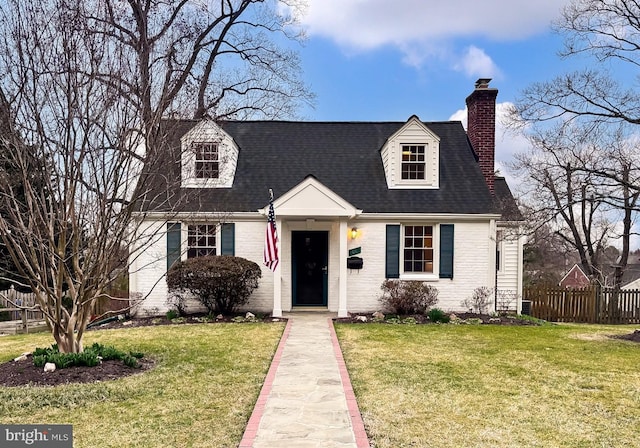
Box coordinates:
[167,223,181,271]
[386,225,400,279]
[439,224,454,279]
[220,223,235,256]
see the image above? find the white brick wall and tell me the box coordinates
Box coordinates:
[129,220,170,316]
[346,220,496,313]
[131,216,506,316]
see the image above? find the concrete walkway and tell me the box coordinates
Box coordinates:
[239,313,369,448]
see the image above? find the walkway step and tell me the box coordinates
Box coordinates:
[240,313,369,448]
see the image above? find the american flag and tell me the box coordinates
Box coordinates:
[264,193,279,272]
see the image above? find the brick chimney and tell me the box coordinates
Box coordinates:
[465,78,497,194]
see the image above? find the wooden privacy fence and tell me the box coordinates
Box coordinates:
[0,286,129,322]
[0,286,44,321]
[524,286,640,324]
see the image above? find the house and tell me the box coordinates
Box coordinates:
[559,263,591,289]
[129,79,525,317]
[621,262,640,290]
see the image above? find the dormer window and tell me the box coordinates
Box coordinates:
[401,145,426,180]
[380,116,440,189]
[193,142,219,179]
[180,120,238,189]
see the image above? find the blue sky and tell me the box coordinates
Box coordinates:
[284,0,639,250]
[291,0,578,181]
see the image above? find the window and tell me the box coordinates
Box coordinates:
[401,144,426,180]
[193,142,219,179]
[496,230,503,271]
[187,224,217,258]
[403,225,434,273]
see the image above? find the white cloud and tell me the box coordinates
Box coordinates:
[300,0,568,48]
[296,0,569,76]
[454,46,502,78]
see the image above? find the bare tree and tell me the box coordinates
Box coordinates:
[516,0,640,127]
[508,119,639,286]
[509,0,640,287]
[0,0,310,352]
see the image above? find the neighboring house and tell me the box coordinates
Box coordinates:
[621,263,640,290]
[559,264,591,289]
[129,79,525,317]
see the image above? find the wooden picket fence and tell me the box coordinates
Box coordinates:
[524,286,640,324]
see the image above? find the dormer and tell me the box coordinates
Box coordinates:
[180,120,238,188]
[380,115,440,189]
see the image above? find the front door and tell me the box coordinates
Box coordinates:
[292,231,328,306]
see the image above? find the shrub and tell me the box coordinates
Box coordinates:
[167,255,262,315]
[166,293,187,317]
[461,287,494,314]
[379,280,439,315]
[427,308,450,323]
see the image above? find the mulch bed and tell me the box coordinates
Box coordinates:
[0,355,155,387]
[87,313,280,331]
[612,329,640,343]
[334,312,540,326]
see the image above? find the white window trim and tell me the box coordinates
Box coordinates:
[184,223,219,259]
[388,138,439,189]
[399,223,440,281]
[193,142,220,180]
[399,144,427,181]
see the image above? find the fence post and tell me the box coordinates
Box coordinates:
[21,308,28,333]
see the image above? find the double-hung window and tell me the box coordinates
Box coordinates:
[386,224,454,279]
[187,224,217,258]
[403,225,434,273]
[193,142,219,179]
[401,144,426,180]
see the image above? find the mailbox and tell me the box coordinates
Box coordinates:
[347,256,363,270]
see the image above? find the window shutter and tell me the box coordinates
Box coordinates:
[439,224,454,279]
[167,223,181,271]
[220,223,235,255]
[385,225,400,279]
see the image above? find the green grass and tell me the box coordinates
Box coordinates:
[335,323,640,448]
[0,323,285,447]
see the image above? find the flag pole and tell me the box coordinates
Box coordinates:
[264,188,282,317]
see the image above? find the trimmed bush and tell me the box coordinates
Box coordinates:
[379,280,439,315]
[427,308,450,323]
[167,255,262,315]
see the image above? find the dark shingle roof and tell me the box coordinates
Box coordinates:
[494,177,524,221]
[140,119,520,217]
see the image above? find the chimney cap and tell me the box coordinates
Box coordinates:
[475,78,492,89]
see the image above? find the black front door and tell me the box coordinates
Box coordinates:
[292,231,328,306]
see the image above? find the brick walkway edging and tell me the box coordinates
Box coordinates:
[238,317,371,448]
[328,317,371,448]
[238,318,293,448]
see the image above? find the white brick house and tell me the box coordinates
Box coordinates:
[129,79,525,317]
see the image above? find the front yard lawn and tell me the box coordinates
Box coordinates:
[0,322,284,447]
[335,323,640,448]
